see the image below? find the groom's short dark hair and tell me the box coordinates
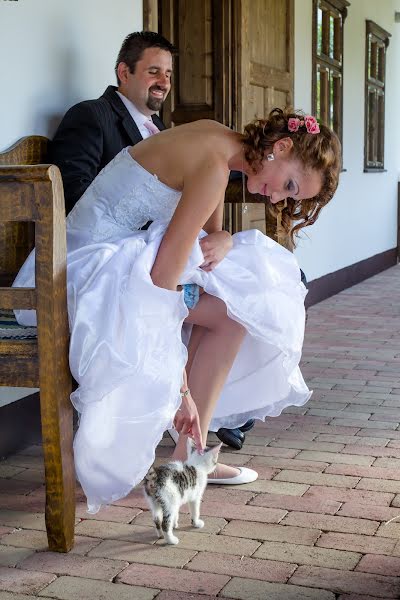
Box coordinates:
[115,31,177,84]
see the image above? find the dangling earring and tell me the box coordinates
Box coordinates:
[266,153,275,161]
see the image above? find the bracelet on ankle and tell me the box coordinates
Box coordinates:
[180,388,190,398]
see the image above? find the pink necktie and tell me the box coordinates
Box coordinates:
[144,120,160,136]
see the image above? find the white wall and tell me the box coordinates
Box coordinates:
[0,0,143,149]
[294,0,400,281]
[2,0,397,281]
[0,0,142,405]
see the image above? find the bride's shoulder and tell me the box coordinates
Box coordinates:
[182,120,235,155]
[184,119,229,133]
[165,121,234,184]
[184,148,230,190]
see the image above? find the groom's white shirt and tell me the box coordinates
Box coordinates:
[116,91,154,140]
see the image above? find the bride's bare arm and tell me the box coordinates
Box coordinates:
[150,159,229,290]
[203,198,224,233]
[201,199,233,271]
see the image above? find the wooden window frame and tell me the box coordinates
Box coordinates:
[312,0,349,147]
[364,20,391,172]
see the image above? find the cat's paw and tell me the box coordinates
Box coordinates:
[165,534,179,545]
[192,518,204,529]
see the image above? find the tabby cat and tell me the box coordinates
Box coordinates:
[144,440,221,544]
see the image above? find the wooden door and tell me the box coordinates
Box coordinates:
[144,0,294,238]
[235,0,294,233]
[157,0,238,230]
[157,0,234,129]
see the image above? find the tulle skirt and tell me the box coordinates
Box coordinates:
[15,221,310,512]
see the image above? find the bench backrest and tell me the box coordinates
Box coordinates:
[0,139,69,391]
[0,136,49,287]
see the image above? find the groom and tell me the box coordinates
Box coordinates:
[49,31,175,214]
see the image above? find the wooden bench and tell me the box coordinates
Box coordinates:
[0,136,74,552]
[0,136,289,554]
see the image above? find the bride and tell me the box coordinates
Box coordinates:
[14,108,341,513]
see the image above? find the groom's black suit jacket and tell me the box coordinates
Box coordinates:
[48,85,165,214]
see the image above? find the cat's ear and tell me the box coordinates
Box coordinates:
[209,442,223,457]
[186,437,194,457]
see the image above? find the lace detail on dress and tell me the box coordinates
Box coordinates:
[111,175,181,232]
[112,184,148,231]
[90,217,127,243]
[67,148,182,244]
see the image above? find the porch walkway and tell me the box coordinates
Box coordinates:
[1,266,400,599]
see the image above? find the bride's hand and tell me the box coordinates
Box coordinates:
[200,231,233,271]
[173,389,203,452]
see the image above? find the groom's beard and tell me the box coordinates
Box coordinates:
[146,86,168,112]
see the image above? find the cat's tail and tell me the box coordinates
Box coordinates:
[144,465,157,496]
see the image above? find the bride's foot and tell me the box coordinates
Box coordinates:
[208,463,241,480]
[207,463,258,485]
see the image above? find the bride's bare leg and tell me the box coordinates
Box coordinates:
[185,324,205,375]
[172,294,246,478]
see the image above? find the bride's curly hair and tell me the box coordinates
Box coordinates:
[241,107,341,247]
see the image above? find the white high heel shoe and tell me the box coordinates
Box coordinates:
[207,466,258,485]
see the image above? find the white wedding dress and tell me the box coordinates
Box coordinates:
[14,147,311,513]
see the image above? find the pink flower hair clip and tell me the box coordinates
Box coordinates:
[288,115,320,134]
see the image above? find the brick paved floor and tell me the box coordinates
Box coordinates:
[1,266,400,599]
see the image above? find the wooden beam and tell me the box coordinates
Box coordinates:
[143,0,158,31]
[250,63,291,92]
[0,287,36,310]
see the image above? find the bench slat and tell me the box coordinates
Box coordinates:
[0,338,39,386]
[0,287,36,310]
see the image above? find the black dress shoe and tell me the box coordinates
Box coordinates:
[238,419,255,433]
[216,427,245,450]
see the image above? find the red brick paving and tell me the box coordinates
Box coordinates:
[1,266,400,598]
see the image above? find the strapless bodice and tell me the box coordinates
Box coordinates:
[66,147,182,245]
